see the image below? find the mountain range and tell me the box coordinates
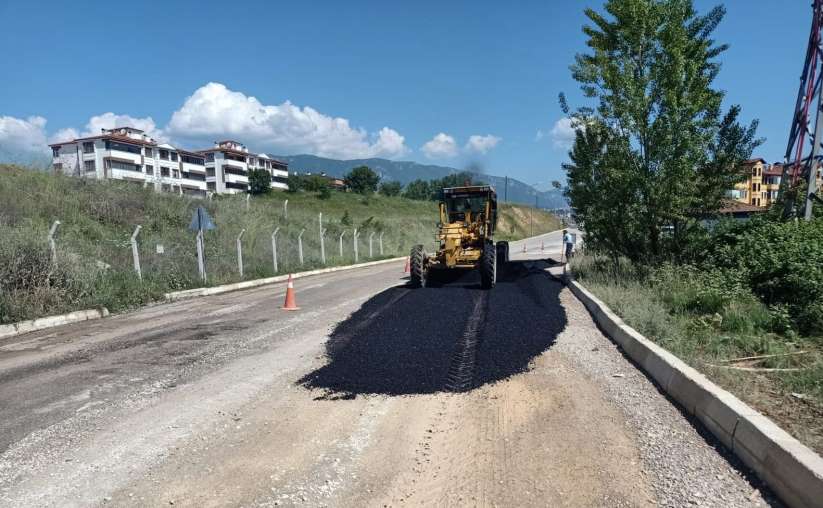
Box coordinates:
[272,154,568,209]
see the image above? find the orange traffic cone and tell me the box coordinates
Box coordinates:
[282,274,300,311]
[403,256,410,274]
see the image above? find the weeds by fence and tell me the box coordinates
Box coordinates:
[0,164,561,324]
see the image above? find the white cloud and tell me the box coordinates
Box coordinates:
[421,132,458,159]
[465,134,501,154]
[48,112,165,144]
[166,82,409,159]
[535,129,545,141]
[548,117,578,149]
[0,116,49,154]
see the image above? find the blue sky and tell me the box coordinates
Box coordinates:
[0,0,812,187]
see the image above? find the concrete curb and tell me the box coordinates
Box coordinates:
[0,308,110,340]
[164,256,407,301]
[565,279,823,508]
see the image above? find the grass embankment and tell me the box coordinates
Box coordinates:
[0,165,555,324]
[496,204,561,242]
[570,241,823,454]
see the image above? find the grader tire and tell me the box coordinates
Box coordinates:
[410,245,427,288]
[480,242,497,289]
[496,241,509,264]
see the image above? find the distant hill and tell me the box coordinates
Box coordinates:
[272,154,568,209]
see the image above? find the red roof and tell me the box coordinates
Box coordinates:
[742,158,767,165]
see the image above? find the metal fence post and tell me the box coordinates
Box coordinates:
[47,220,60,266]
[298,228,305,265]
[353,228,359,263]
[379,232,384,256]
[319,212,326,265]
[369,231,375,257]
[131,225,142,280]
[196,230,206,282]
[271,227,280,273]
[283,199,288,220]
[339,230,346,258]
[246,193,250,211]
[236,228,246,278]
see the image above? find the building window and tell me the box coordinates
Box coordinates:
[84,160,96,172]
[206,167,215,177]
[53,162,63,171]
[171,152,178,162]
[161,167,170,177]
[145,147,153,158]
[159,149,169,160]
[146,164,154,175]
[207,182,216,191]
[83,142,95,154]
[182,154,205,165]
[107,160,140,171]
[205,152,214,162]
[161,183,171,192]
[52,147,60,157]
[173,169,180,179]
[105,140,141,154]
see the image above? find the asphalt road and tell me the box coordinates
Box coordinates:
[0,232,778,507]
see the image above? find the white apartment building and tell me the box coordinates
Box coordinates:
[50,128,287,196]
[200,140,289,194]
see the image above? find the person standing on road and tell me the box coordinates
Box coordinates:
[563,229,574,262]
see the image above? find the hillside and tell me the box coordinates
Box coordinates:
[274,154,568,209]
[0,165,559,324]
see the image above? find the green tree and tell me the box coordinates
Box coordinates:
[344,166,380,194]
[403,179,431,200]
[286,173,302,193]
[563,0,760,263]
[379,180,402,197]
[247,168,272,195]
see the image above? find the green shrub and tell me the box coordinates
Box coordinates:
[706,218,823,335]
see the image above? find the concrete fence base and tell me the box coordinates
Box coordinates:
[165,256,407,301]
[0,308,110,340]
[565,279,823,508]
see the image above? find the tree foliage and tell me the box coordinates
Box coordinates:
[402,172,481,201]
[345,166,380,194]
[563,0,760,263]
[247,168,272,195]
[379,180,402,197]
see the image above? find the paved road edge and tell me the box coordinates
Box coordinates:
[0,308,110,340]
[564,278,823,508]
[164,256,407,301]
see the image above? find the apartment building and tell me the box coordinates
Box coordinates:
[199,140,289,194]
[730,158,766,207]
[50,128,287,196]
[729,158,823,208]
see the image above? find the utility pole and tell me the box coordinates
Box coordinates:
[504,176,508,202]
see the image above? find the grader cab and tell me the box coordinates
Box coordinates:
[409,185,509,289]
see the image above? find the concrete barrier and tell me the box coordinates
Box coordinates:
[566,279,823,508]
[165,256,407,301]
[0,308,110,340]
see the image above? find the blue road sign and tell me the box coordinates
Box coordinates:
[189,206,216,231]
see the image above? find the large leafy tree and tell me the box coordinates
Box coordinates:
[344,166,380,194]
[247,168,272,195]
[563,0,760,263]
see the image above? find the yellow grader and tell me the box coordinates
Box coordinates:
[410,185,508,289]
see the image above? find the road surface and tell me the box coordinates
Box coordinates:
[0,230,778,507]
